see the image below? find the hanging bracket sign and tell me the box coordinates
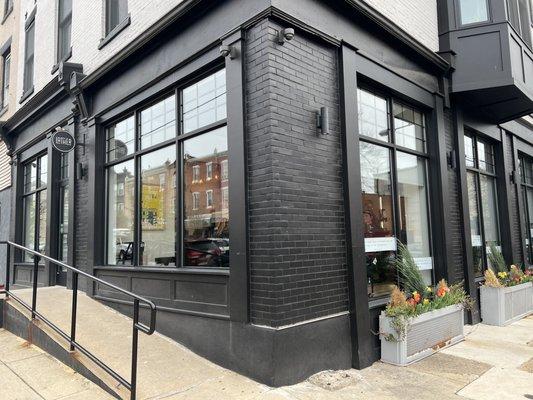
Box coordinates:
[51,129,76,153]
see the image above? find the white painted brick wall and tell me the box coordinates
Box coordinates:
[17,0,184,111]
[362,0,439,51]
[15,0,439,111]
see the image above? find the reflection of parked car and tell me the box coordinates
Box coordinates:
[207,238,229,253]
[185,239,229,268]
[116,241,144,264]
[117,242,134,264]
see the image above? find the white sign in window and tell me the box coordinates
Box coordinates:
[364,237,397,253]
[471,235,482,247]
[413,257,433,271]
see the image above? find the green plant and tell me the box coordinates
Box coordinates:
[487,243,507,273]
[394,241,426,296]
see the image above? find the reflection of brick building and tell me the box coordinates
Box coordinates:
[184,151,229,239]
[113,159,176,265]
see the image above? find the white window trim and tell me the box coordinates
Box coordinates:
[206,189,213,208]
[192,165,200,182]
[221,160,228,181]
[192,192,200,210]
[206,162,213,180]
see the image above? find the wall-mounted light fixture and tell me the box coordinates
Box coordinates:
[76,162,86,181]
[447,149,457,170]
[277,27,295,45]
[219,45,237,59]
[316,107,330,135]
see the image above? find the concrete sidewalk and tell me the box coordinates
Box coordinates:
[266,315,533,400]
[4,286,533,399]
[0,328,113,400]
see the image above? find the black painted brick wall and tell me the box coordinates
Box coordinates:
[245,19,349,327]
[444,108,465,283]
[74,122,90,291]
[505,132,523,263]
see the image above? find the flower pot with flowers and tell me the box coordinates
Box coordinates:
[480,244,533,326]
[379,242,472,366]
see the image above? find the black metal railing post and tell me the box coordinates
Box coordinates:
[70,271,78,351]
[131,299,140,400]
[31,255,40,319]
[5,243,10,297]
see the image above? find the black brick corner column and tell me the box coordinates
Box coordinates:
[224,30,249,323]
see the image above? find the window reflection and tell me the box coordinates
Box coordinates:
[360,142,396,297]
[24,195,35,262]
[397,152,432,283]
[393,102,426,152]
[183,126,229,267]
[459,0,489,25]
[140,146,176,266]
[467,172,484,276]
[464,133,500,275]
[357,88,389,142]
[107,160,135,265]
[106,116,135,162]
[140,96,176,149]
[182,69,226,134]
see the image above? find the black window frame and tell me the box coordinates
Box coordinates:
[56,0,72,64]
[507,0,533,48]
[21,153,48,263]
[103,65,228,269]
[1,45,10,111]
[99,0,130,50]
[464,132,501,278]
[519,154,533,265]
[21,9,36,101]
[358,84,434,299]
[2,0,12,22]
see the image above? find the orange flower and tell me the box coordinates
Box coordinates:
[407,298,417,306]
[412,291,421,304]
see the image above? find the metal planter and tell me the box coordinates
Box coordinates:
[379,304,464,366]
[480,282,533,326]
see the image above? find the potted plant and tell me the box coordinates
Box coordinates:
[480,244,533,326]
[379,242,471,366]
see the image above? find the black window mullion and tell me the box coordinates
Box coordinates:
[134,110,140,266]
[175,87,182,268]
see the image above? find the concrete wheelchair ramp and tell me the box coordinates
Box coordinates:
[2,286,268,399]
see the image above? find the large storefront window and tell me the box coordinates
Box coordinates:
[464,133,500,276]
[358,88,432,298]
[22,154,47,262]
[105,68,228,268]
[520,156,533,265]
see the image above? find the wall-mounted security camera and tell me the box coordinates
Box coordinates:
[220,45,237,59]
[277,28,295,45]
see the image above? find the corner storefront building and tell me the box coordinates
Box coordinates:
[1,0,533,387]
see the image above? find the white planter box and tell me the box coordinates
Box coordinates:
[480,282,533,326]
[379,304,464,366]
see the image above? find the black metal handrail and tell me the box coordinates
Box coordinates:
[0,240,157,400]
